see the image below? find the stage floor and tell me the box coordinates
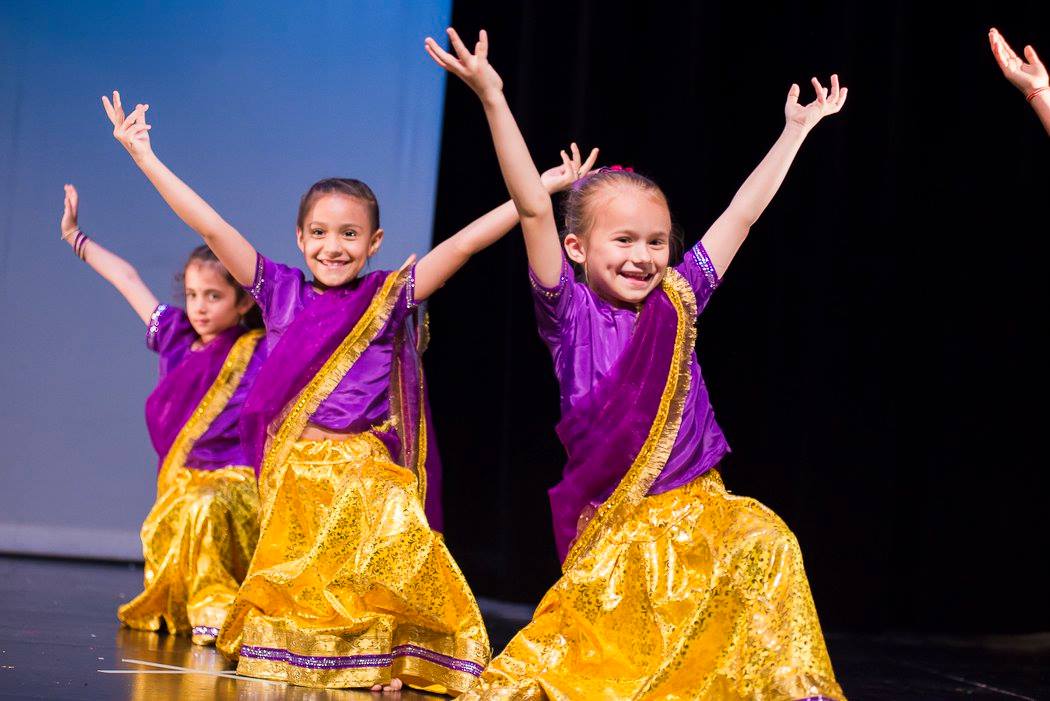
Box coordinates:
[0,556,1046,700]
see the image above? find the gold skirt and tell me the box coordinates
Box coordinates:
[216,434,490,693]
[118,464,260,646]
[463,470,844,701]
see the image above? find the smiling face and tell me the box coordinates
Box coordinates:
[564,184,672,307]
[183,261,253,344]
[296,193,384,289]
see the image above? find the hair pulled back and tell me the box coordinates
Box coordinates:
[560,167,684,263]
[177,244,263,329]
[297,178,380,232]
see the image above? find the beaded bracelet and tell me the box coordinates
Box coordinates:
[1026,86,1050,103]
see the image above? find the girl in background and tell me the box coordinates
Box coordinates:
[428,27,847,700]
[100,90,596,693]
[60,184,264,646]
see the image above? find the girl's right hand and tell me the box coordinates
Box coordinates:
[101,90,153,161]
[540,143,600,194]
[424,27,503,101]
[989,28,1048,96]
[61,184,79,242]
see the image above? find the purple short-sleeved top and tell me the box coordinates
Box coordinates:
[244,255,416,433]
[146,304,265,470]
[530,241,730,495]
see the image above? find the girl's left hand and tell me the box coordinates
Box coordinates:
[785,75,848,134]
[540,143,600,193]
[61,184,79,241]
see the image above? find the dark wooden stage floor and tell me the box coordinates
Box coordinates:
[0,556,1046,700]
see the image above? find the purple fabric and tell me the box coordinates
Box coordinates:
[240,254,442,527]
[144,305,262,472]
[392,315,444,530]
[245,255,415,434]
[185,347,266,470]
[239,643,483,676]
[531,242,730,560]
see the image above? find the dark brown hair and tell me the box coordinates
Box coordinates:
[560,168,685,264]
[176,245,263,329]
[296,178,380,232]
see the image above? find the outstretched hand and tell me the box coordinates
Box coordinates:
[785,75,848,134]
[102,90,153,161]
[541,143,600,193]
[61,184,79,240]
[989,28,1048,96]
[424,28,503,100]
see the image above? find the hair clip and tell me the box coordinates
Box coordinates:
[571,164,636,191]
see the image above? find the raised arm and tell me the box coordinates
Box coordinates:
[413,145,598,301]
[101,91,258,286]
[425,28,566,287]
[61,184,159,324]
[989,28,1050,136]
[700,76,848,278]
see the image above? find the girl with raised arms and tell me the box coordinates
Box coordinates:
[427,27,848,700]
[60,184,264,647]
[100,90,597,693]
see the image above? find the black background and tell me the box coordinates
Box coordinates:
[425,1,1049,634]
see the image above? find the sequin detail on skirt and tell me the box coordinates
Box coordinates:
[217,435,489,692]
[462,470,844,701]
[117,465,260,646]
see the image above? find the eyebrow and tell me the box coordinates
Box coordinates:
[307,221,363,230]
[609,228,670,237]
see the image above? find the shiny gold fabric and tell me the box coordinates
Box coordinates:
[463,470,844,701]
[216,435,490,693]
[118,464,260,646]
[120,330,264,646]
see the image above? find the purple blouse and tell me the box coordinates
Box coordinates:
[530,242,730,496]
[245,255,416,433]
[146,305,265,471]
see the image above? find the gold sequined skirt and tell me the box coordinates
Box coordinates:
[463,470,844,701]
[216,434,490,693]
[118,464,260,646]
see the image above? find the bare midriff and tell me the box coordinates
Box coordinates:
[299,422,359,442]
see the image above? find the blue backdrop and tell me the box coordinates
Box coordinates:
[0,0,451,558]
